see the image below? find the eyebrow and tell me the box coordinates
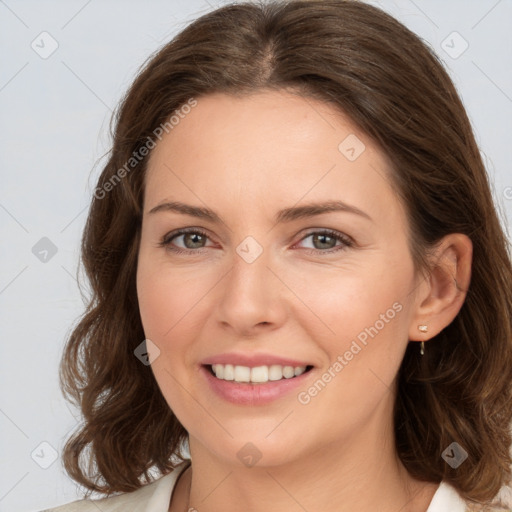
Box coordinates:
[148,200,372,223]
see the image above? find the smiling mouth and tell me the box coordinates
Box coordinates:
[205,364,314,384]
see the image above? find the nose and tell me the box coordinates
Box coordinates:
[214,244,287,337]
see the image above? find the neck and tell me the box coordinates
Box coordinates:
[171,419,439,512]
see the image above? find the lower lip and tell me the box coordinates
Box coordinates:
[200,365,313,405]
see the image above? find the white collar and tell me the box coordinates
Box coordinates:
[426,481,467,512]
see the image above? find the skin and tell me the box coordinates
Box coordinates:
[136,89,472,512]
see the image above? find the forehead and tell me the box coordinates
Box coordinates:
[144,90,401,226]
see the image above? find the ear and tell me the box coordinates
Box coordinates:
[408,233,473,343]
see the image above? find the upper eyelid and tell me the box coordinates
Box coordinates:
[162,228,212,243]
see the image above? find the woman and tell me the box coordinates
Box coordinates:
[42,0,512,510]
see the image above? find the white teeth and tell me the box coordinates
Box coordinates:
[211,364,308,383]
[268,365,283,381]
[223,364,234,380]
[213,364,224,379]
[283,366,295,378]
[250,366,268,383]
[234,365,251,382]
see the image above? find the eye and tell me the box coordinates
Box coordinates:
[158,228,353,255]
[158,228,212,254]
[295,229,353,254]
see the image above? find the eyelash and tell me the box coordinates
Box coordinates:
[157,227,353,255]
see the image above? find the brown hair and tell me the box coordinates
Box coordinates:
[60,0,512,505]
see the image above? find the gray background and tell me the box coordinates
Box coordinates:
[0,0,511,511]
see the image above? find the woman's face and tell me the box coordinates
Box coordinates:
[136,89,424,467]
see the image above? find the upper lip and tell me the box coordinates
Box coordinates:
[201,353,312,368]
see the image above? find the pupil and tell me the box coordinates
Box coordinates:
[314,234,335,249]
[185,233,204,248]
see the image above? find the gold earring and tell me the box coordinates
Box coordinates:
[418,325,428,355]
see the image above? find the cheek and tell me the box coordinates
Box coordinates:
[294,287,410,442]
[297,260,413,389]
[136,251,221,397]
[290,258,411,343]
[136,256,204,421]
[137,253,207,341]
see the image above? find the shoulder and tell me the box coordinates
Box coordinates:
[39,461,190,512]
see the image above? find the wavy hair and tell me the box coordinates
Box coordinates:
[60,0,512,506]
